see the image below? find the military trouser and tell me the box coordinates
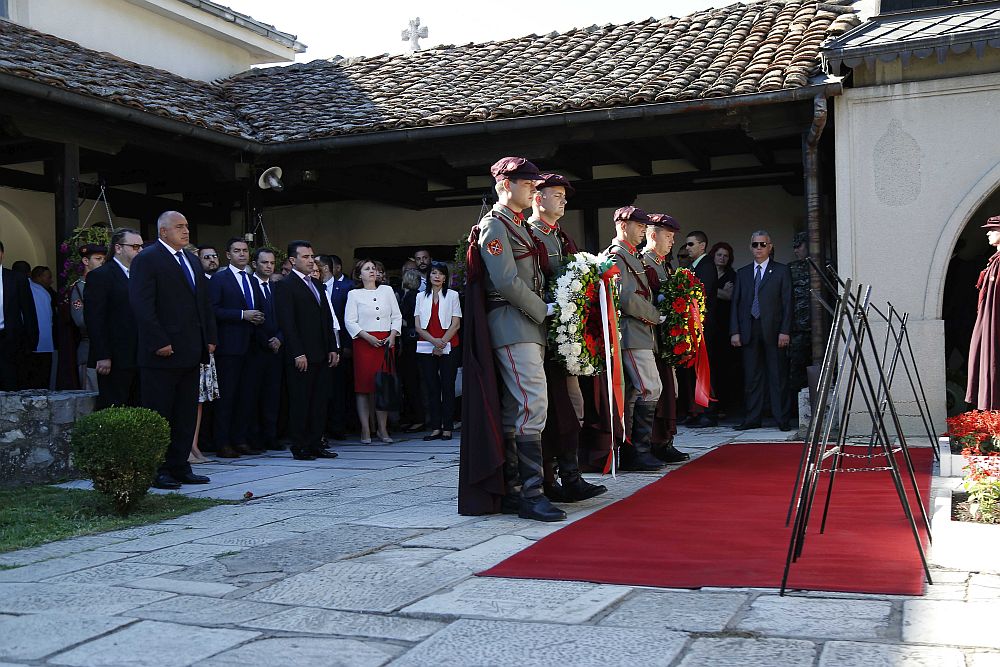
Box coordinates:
[623,347,662,427]
[495,342,548,437]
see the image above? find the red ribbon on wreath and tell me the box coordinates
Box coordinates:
[598,264,628,475]
[688,299,714,408]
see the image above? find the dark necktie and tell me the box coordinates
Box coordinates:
[304,275,320,304]
[751,265,762,319]
[175,251,195,291]
[240,270,254,309]
[262,281,271,302]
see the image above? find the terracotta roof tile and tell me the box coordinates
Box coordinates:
[0,0,860,144]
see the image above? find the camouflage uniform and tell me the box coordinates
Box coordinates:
[788,232,812,391]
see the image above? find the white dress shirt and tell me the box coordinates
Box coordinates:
[415,289,462,354]
[345,284,402,339]
[114,257,130,279]
[159,239,196,286]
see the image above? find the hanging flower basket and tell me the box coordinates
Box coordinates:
[548,252,619,376]
[59,225,111,301]
[656,267,706,367]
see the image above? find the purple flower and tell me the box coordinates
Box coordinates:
[59,242,69,253]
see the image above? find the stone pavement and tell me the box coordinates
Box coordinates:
[1,426,997,666]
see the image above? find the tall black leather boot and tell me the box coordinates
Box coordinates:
[621,402,666,471]
[516,435,566,522]
[558,449,607,501]
[501,435,521,514]
[543,457,569,502]
[653,436,691,464]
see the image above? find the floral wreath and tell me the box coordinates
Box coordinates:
[657,267,706,366]
[549,252,618,376]
[59,224,111,302]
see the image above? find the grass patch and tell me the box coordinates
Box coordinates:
[0,486,226,554]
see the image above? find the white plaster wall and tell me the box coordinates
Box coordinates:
[834,72,1000,434]
[12,0,291,80]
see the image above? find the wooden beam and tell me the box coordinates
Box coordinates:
[0,166,50,191]
[583,208,600,254]
[599,142,652,177]
[665,135,711,172]
[53,143,80,289]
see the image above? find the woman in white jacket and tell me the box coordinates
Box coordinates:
[415,262,462,440]
[344,259,402,443]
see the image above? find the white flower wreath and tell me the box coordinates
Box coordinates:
[548,252,609,376]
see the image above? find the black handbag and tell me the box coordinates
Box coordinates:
[375,344,402,412]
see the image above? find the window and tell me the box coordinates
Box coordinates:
[0,0,8,19]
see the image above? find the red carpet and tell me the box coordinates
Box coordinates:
[481,443,934,595]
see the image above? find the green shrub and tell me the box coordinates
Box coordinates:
[71,407,170,515]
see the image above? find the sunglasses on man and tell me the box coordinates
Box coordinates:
[751,242,770,248]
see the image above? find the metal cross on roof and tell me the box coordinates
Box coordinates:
[401,17,428,52]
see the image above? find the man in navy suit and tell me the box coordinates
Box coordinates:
[248,247,283,451]
[129,211,218,489]
[274,241,340,460]
[209,238,266,458]
[0,240,39,390]
[730,230,794,431]
[84,227,143,408]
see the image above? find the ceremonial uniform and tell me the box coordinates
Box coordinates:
[461,156,564,522]
[527,173,606,503]
[607,206,664,471]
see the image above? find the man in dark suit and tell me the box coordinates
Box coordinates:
[209,238,266,459]
[84,227,143,408]
[317,254,348,440]
[730,230,794,431]
[0,240,39,390]
[274,240,339,461]
[684,230,720,427]
[129,211,218,489]
[247,247,283,451]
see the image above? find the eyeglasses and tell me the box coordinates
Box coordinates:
[117,244,143,251]
[200,254,219,259]
[751,242,770,248]
[684,241,697,247]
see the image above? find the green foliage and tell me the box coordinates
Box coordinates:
[963,477,1000,523]
[0,486,222,553]
[59,225,111,300]
[71,407,170,515]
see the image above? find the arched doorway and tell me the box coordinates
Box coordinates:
[0,200,44,266]
[941,186,1000,415]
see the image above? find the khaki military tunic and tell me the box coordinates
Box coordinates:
[478,205,548,436]
[608,239,661,404]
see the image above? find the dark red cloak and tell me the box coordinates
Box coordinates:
[966,250,1000,409]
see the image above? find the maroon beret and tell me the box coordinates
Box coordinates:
[613,206,650,224]
[79,243,108,257]
[647,213,680,232]
[982,215,1000,229]
[490,157,545,183]
[537,173,576,196]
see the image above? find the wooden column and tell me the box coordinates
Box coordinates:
[583,208,600,253]
[52,143,79,289]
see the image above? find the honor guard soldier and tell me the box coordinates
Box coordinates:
[642,214,690,464]
[527,173,607,502]
[476,157,566,522]
[607,206,666,471]
[70,243,108,391]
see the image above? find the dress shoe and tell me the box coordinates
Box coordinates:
[561,476,608,501]
[152,473,181,490]
[423,431,442,441]
[519,495,567,522]
[235,443,265,456]
[620,448,666,471]
[177,472,210,484]
[543,480,569,503]
[735,421,761,431]
[215,445,240,458]
[779,422,793,432]
[312,449,339,459]
[653,444,691,463]
[690,416,718,429]
[291,450,316,461]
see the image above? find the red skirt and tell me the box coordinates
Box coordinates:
[353,331,391,393]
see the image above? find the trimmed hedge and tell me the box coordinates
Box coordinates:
[71,407,170,515]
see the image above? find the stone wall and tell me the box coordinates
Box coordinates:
[0,390,97,488]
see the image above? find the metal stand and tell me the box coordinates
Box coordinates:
[780,265,934,596]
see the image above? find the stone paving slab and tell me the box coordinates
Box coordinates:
[0,613,134,661]
[48,620,259,667]
[243,607,446,642]
[353,547,452,567]
[124,543,251,566]
[0,535,127,567]
[352,501,478,529]
[678,637,817,667]
[264,513,360,532]
[127,594,287,625]
[400,518,533,550]
[437,535,533,570]
[247,561,470,612]
[818,641,966,666]
[123,577,239,597]
[0,582,174,615]
[391,618,687,667]
[402,577,631,623]
[737,595,894,640]
[43,561,183,585]
[193,637,398,667]
[903,600,1000,648]
[96,528,230,552]
[161,506,308,529]
[598,590,748,633]
[194,527,304,547]
[969,654,1000,667]
[0,550,130,583]
[969,573,1000,600]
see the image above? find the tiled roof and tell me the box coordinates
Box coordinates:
[0,0,861,145]
[823,2,1000,70]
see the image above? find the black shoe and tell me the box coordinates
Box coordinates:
[621,449,666,471]
[312,449,339,459]
[560,476,608,501]
[653,444,691,463]
[441,431,453,441]
[500,494,520,514]
[153,473,181,490]
[690,416,718,429]
[423,431,442,441]
[292,450,316,461]
[779,422,793,432]
[176,472,210,485]
[735,422,761,431]
[544,481,569,503]
[519,495,567,522]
